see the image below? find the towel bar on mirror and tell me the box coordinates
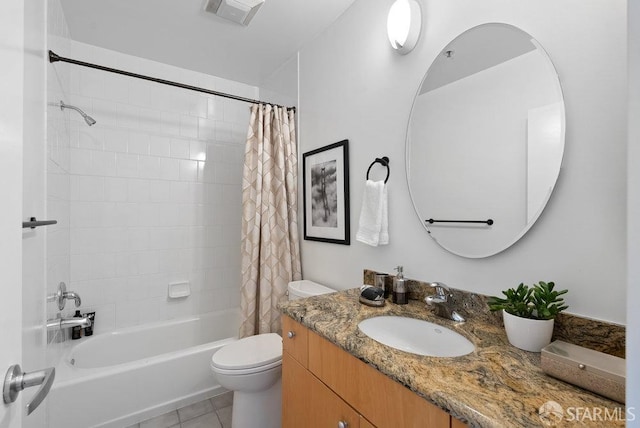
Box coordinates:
[366,156,390,183]
[426,219,494,225]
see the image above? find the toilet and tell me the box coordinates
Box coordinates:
[210,280,335,428]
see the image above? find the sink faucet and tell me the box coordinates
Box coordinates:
[46,316,92,331]
[424,282,465,322]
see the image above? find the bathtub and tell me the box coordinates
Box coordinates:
[48,309,240,428]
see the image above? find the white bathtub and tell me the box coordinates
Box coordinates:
[48,309,240,428]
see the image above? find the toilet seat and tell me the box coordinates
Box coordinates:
[211,333,282,375]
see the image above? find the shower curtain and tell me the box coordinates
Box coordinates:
[239,104,302,337]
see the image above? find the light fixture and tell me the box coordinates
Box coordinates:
[204,0,265,26]
[387,0,422,54]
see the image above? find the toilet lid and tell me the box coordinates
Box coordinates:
[211,333,282,370]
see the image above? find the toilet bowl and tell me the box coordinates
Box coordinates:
[210,280,335,428]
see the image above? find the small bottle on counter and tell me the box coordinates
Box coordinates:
[374,273,389,299]
[83,312,95,336]
[392,266,408,305]
[71,310,83,340]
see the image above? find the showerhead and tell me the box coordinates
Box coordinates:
[84,115,97,126]
[60,100,97,126]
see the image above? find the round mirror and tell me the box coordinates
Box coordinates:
[406,23,565,258]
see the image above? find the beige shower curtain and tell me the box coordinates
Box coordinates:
[239,104,302,337]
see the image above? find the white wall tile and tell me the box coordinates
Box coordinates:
[70,175,104,201]
[104,177,128,202]
[92,98,118,128]
[103,128,129,153]
[128,132,150,155]
[128,80,151,107]
[149,135,171,157]
[70,148,93,175]
[127,179,150,202]
[198,118,216,141]
[91,150,117,177]
[170,138,190,159]
[116,153,139,178]
[116,103,140,129]
[189,141,206,161]
[207,97,224,120]
[54,40,252,328]
[158,158,180,180]
[179,159,198,182]
[179,115,198,139]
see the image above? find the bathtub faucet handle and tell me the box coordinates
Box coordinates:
[48,282,82,311]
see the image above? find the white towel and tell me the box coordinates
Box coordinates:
[356,180,389,246]
[378,184,389,245]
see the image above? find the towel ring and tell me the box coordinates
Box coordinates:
[366,157,390,183]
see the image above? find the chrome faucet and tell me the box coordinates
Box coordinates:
[424,282,465,322]
[46,316,92,331]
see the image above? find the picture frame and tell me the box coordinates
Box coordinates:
[302,139,350,245]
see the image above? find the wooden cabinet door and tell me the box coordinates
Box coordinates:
[308,367,360,428]
[360,416,376,428]
[283,351,311,428]
[283,350,360,428]
[282,316,309,367]
[451,418,468,428]
[308,329,450,428]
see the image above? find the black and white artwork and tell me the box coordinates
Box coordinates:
[303,140,350,245]
[311,160,337,227]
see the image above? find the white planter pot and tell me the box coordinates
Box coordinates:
[502,310,554,352]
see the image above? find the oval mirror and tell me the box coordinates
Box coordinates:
[406,23,565,258]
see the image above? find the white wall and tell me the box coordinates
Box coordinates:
[46,36,254,333]
[0,0,25,426]
[22,0,48,426]
[627,0,639,418]
[260,54,299,109]
[298,0,627,324]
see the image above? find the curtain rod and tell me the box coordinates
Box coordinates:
[48,50,295,112]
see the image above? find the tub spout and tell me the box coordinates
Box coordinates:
[47,317,92,331]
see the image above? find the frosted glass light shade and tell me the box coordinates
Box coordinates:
[387,0,422,54]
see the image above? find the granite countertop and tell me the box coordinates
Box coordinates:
[279,288,625,427]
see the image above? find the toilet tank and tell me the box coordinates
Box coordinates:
[287,280,335,300]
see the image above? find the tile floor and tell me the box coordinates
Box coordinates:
[126,391,233,428]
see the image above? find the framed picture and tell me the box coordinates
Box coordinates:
[303,139,350,245]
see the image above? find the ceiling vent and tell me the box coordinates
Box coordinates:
[204,0,265,26]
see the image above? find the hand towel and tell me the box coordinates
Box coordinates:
[378,184,389,245]
[356,180,388,246]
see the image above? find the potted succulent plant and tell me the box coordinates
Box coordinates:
[488,281,568,352]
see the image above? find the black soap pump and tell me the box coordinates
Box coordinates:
[392,266,408,305]
[71,310,83,340]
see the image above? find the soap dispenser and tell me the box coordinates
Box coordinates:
[392,266,408,305]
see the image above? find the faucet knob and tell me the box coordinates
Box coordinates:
[47,282,82,311]
[427,282,449,297]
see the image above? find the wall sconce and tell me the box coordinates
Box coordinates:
[387,0,422,54]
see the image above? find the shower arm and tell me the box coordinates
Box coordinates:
[59,101,96,126]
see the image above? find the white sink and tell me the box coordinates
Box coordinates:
[357,316,474,357]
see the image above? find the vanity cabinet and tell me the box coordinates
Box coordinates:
[282,316,465,428]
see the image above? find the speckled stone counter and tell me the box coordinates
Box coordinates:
[279,288,626,427]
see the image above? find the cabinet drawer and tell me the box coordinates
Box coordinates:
[282,316,308,367]
[308,329,450,428]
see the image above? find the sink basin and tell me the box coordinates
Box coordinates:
[358,316,474,357]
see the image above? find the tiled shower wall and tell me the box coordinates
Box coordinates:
[47,17,254,335]
[47,0,72,348]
